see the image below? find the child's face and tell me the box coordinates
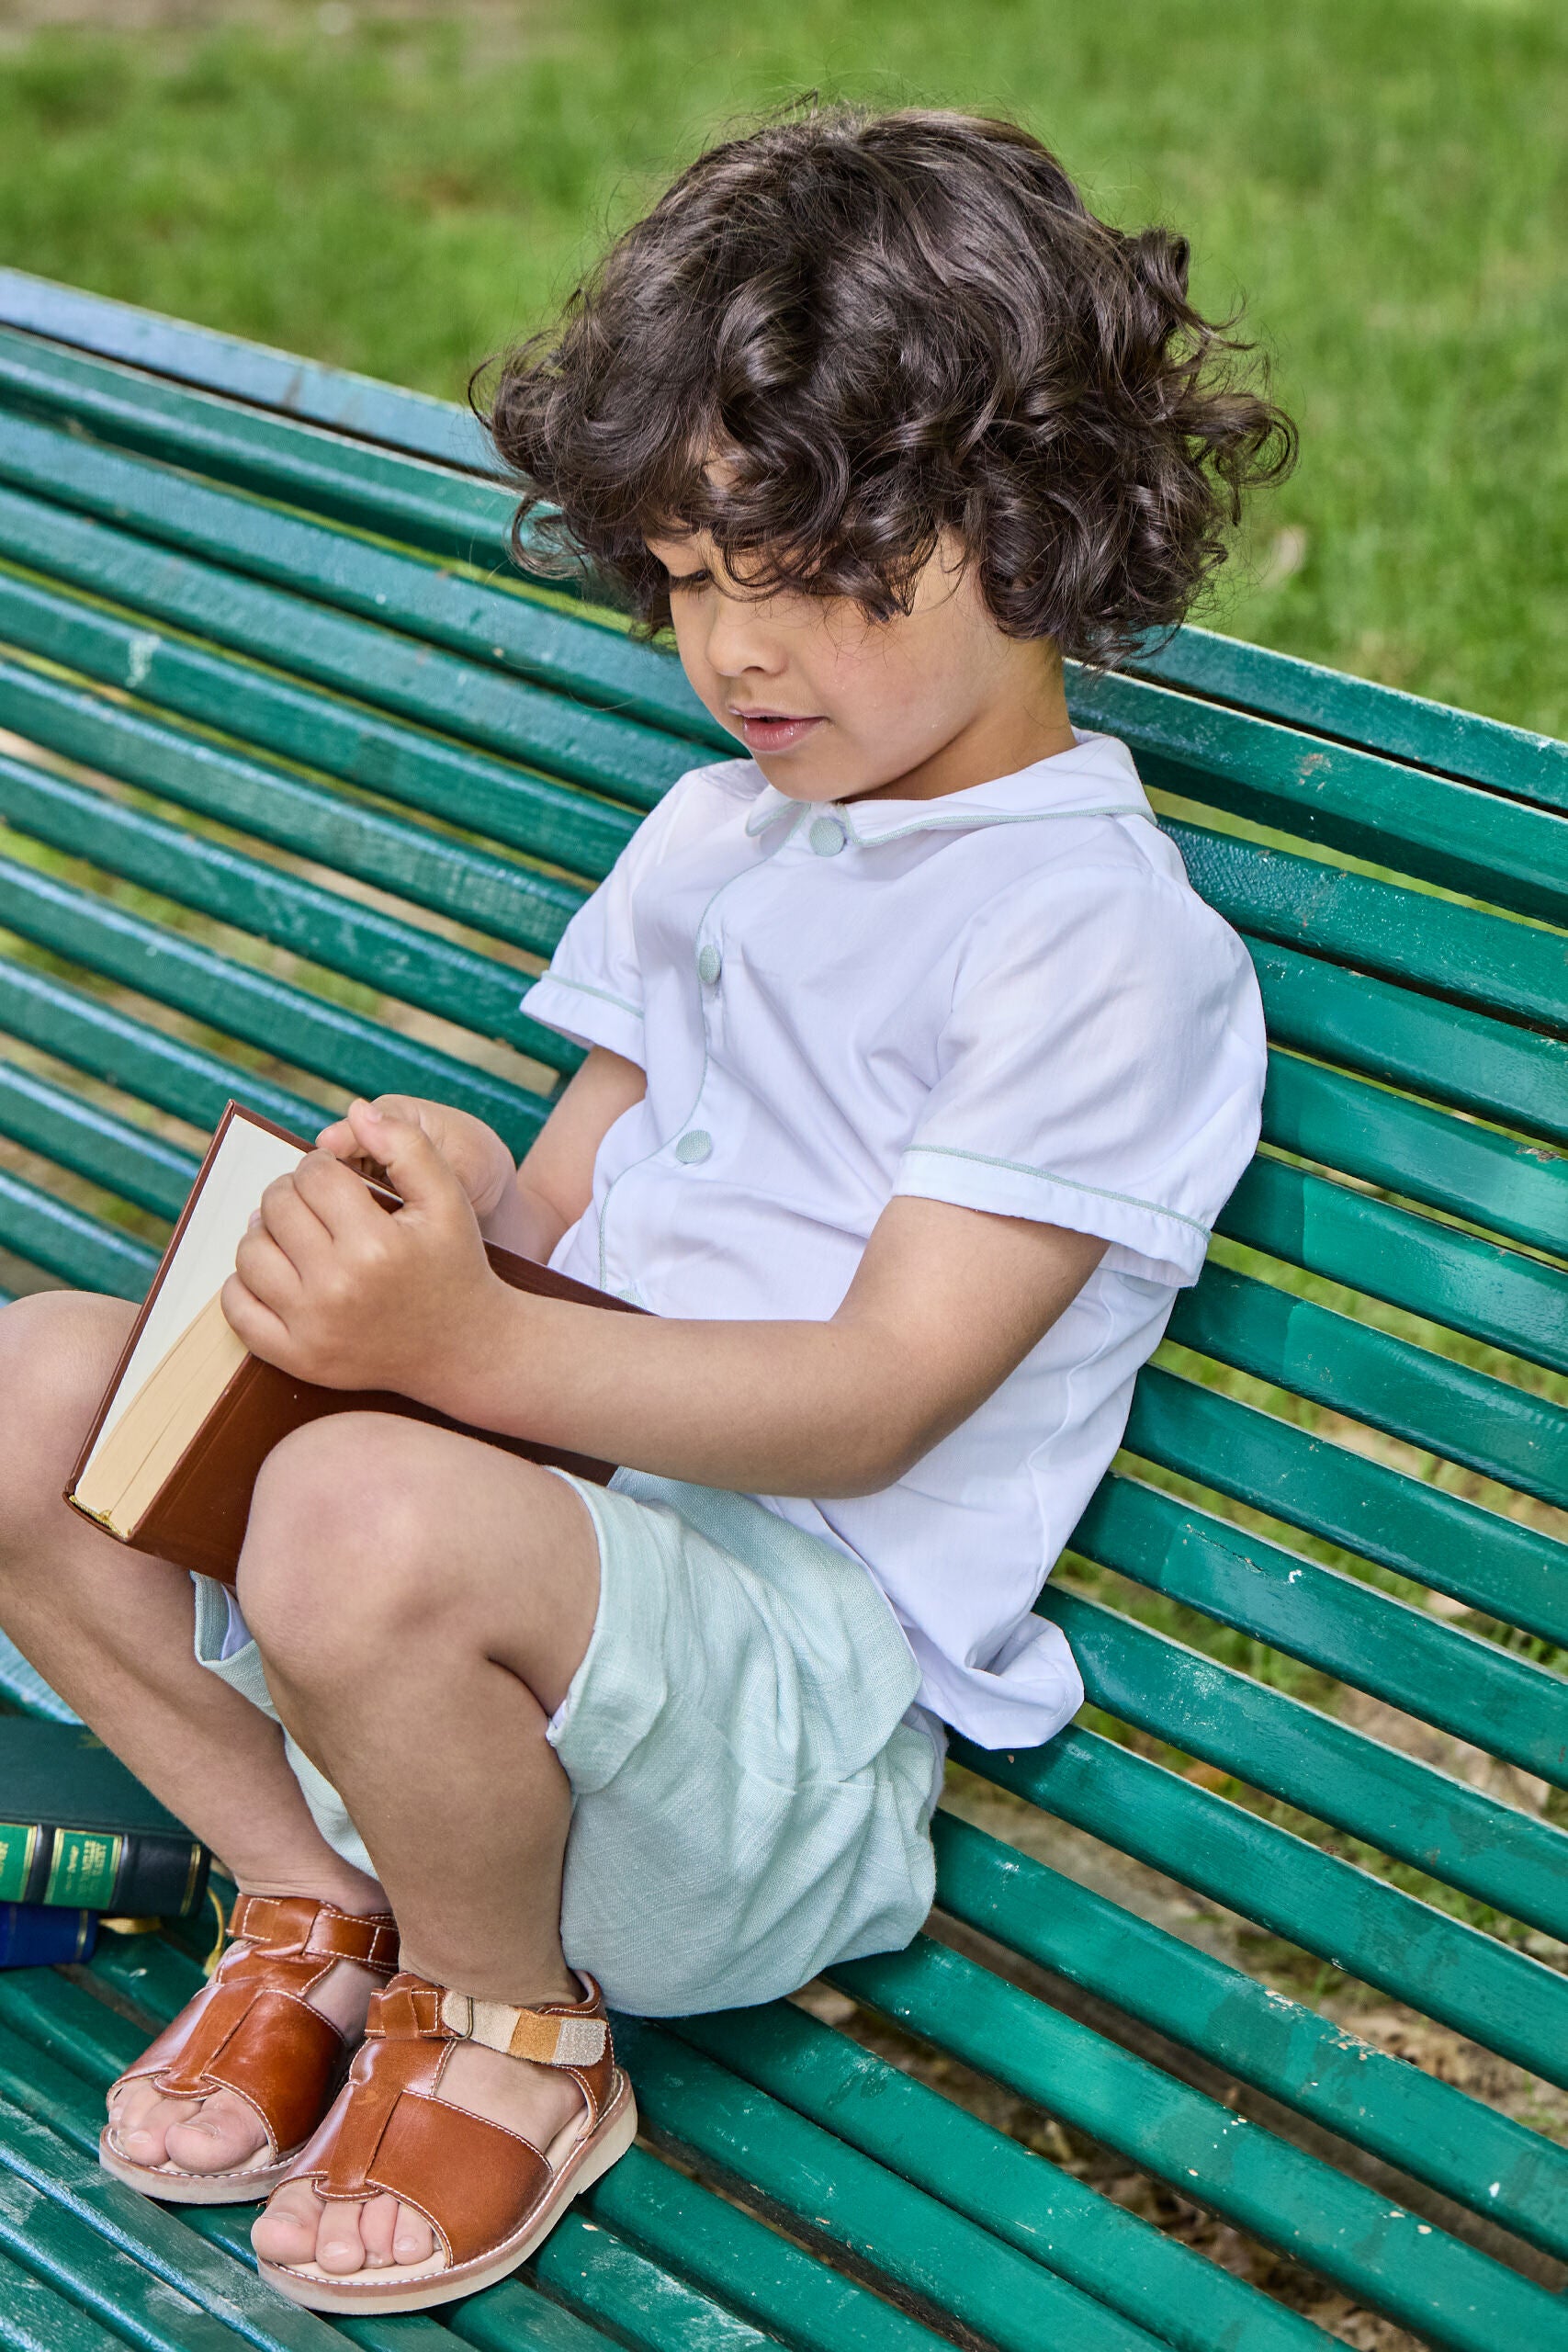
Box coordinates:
[646,526,1072,804]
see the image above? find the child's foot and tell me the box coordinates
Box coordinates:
[252,2035,586,2272]
[251,1968,637,2311]
[100,1893,400,2201]
[106,1953,381,2176]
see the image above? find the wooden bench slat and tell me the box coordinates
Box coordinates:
[1257,1147,1568,1370]
[0,412,723,751]
[0,486,687,808]
[1048,1587,1568,1931]
[618,2021,1186,2352]
[1125,1365,1568,1643]
[1172,1264,1568,1510]
[1070,1480,1568,1791]
[0,2232,130,2352]
[0,854,548,1155]
[1260,1057,1568,1264]
[0,571,637,880]
[0,657,582,961]
[0,754,573,1077]
[1251,941,1568,1147]
[0,1166,156,1299]
[967,1727,1568,2087]
[0,1062,197,1219]
[0,323,525,576]
[626,2027,1174,2352]
[1136,622,1568,819]
[0,268,498,474]
[1069,667,1568,927]
[1218,1158,1568,1374]
[1168,820,1568,1036]
[931,1810,1568,2264]
[667,1994,1325,2352]
[658,1999,1325,2352]
[831,1938,1568,2352]
[550,2154,912,2352]
[0,960,324,1143]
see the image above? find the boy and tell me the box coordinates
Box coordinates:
[0,105,1287,2314]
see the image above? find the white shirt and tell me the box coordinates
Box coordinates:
[520,732,1267,1748]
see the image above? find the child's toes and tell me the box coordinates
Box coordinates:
[315,2196,373,2276]
[392,2203,436,2266]
[112,2085,201,2165]
[164,2088,269,2175]
[253,2180,326,2267]
[357,2192,401,2267]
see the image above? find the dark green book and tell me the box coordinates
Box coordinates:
[0,1719,210,1917]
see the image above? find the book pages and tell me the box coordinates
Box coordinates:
[81,1115,304,1469]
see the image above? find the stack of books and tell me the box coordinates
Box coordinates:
[0,1717,210,1968]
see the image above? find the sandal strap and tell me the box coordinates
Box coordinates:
[229,1894,400,1973]
[437,1989,609,2067]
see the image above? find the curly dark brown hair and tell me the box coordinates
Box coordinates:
[482,103,1295,665]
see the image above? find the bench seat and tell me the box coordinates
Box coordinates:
[0,266,1564,2352]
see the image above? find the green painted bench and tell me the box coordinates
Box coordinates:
[0,266,1564,2352]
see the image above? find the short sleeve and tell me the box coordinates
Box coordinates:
[519,782,689,1067]
[893,863,1268,1287]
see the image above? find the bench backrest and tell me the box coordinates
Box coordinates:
[0,266,1565,2352]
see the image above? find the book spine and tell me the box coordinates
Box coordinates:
[0,1822,210,1917]
[0,1904,97,1968]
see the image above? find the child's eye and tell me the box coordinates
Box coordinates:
[664,566,711,594]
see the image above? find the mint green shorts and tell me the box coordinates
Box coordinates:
[192,1466,942,2017]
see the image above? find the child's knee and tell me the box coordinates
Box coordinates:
[239,1412,439,1665]
[0,1292,136,1551]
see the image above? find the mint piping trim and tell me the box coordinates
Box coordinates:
[534,974,642,1023]
[902,1145,1211,1238]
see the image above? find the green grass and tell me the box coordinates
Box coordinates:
[0,0,1564,735]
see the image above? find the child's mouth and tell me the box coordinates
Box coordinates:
[731,711,824,753]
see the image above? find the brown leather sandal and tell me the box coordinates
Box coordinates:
[255,1966,637,2314]
[100,1893,400,2204]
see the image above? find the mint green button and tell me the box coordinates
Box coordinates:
[675,1129,713,1164]
[809,817,846,856]
[696,943,722,985]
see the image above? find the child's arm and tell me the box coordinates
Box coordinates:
[485,1049,647,1261]
[229,1103,1105,1499]
[314,1049,646,1265]
[447,1189,1105,1497]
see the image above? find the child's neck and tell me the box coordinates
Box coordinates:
[853,661,1076,806]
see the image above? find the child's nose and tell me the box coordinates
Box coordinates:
[704,597,785,681]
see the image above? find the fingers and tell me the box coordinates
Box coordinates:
[289,1148,385,1240]
[220,1269,293,1363]
[316,1094,422,1174]
[346,1101,468,1219]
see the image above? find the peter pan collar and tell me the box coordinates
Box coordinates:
[741,730,1154,840]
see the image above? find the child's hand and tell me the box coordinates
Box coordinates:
[223,1104,509,1398]
[315,1097,517,1226]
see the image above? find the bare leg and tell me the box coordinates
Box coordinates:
[0,1293,389,2177]
[233,1413,602,2277]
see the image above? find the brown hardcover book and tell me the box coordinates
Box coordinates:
[66,1102,640,1585]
